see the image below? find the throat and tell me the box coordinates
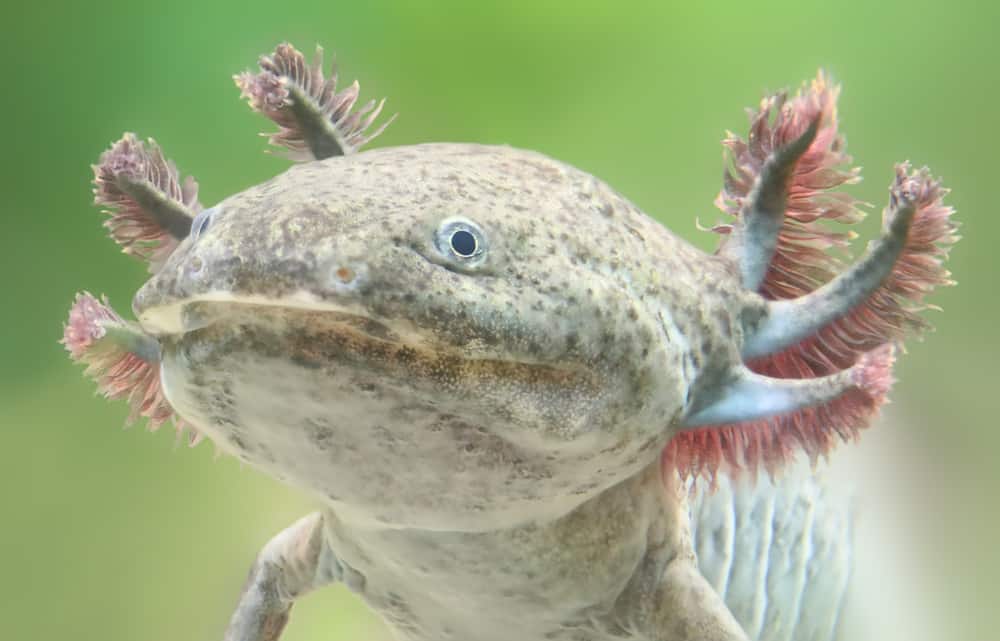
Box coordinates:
[321,463,680,640]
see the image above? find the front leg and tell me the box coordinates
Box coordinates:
[642,559,749,641]
[607,491,749,641]
[611,555,748,641]
[224,512,342,641]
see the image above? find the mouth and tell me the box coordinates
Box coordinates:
[140,285,608,427]
[145,289,615,461]
[157,296,602,423]
[141,290,509,373]
[184,298,404,344]
[135,289,398,339]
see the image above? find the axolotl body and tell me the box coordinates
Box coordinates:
[64,43,957,641]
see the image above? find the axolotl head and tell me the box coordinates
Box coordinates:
[66,46,956,532]
[132,143,752,529]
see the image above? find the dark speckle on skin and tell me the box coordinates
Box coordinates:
[306,418,335,451]
[142,142,758,641]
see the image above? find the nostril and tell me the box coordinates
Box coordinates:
[327,263,367,292]
[334,266,355,284]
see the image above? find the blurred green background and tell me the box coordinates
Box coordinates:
[2,1,995,639]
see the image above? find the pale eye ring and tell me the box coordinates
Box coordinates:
[435,218,487,263]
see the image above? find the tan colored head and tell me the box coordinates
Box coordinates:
[130,143,749,529]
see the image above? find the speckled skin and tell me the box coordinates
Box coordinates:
[134,143,774,640]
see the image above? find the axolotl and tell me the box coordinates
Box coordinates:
[63,43,957,641]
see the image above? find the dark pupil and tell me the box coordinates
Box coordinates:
[450,229,477,257]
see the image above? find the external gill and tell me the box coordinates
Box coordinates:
[720,114,821,292]
[682,346,892,428]
[666,72,958,481]
[235,43,396,160]
[742,165,948,360]
[93,133,201,272]
[62,292,200,445]
[671,345,894,479]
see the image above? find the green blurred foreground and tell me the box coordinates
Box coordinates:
[2,1,995,640]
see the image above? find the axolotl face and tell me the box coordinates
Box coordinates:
[133,143,749,530]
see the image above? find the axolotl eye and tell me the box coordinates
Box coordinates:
[435,218,488,265]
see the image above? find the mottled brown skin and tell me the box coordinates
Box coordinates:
[135,143,757,640]
[139,143,753,528]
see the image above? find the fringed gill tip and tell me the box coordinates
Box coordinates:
[62,293,201,443]
[850,344,896,408]
[235,42,395,160]
[92,133,200,271]
[62,292,118,359]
